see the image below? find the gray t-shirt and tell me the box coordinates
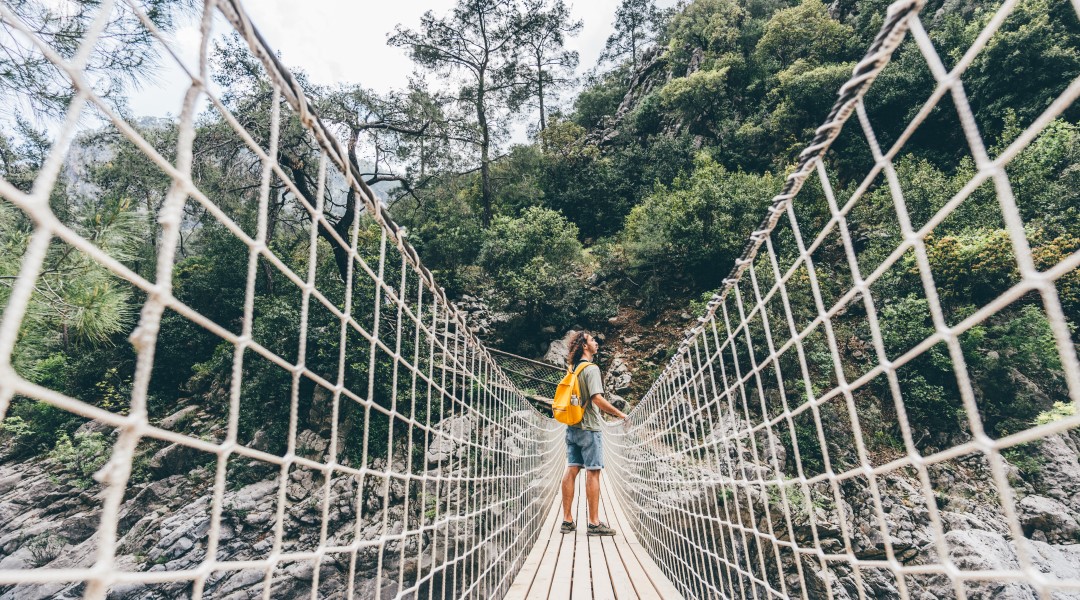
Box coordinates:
[572,363,604,432]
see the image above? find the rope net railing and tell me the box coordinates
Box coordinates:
[605,0,1080,598]
[486,348,564,402]
[0,0,563,598]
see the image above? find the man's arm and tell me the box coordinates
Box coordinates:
[591,394,627,421]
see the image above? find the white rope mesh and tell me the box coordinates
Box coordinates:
[0,1,562,598]
[606,0,1080,598]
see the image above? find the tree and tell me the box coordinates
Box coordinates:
[517,0,582,133]
[599,0,662,69]
[316,79,462,228]
[622,153,778,294]
[753,0,852,71]
[390,0,530,228]
[0,0,194,119]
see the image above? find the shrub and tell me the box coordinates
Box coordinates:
[48,431,110,488]
[622,153,778,300]
[479,206,584,317]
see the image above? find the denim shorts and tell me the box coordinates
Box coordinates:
[566,427,604,470]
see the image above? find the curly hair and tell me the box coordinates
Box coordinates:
[566,330,591,369]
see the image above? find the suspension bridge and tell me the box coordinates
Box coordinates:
[1,0,1079,598]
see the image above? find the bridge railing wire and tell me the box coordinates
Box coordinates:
[0,0,562,598]
[487,348,565,401]
[605,0,1080,598]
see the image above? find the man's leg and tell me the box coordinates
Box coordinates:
[585,469,601,525]
[561,466,580,522]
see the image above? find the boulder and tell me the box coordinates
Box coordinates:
[1019,495,1080,543]
[157,405,198,430]
[604,357,632,393]
[149,442,203,478]
[543,330,577,367]
[296,429,329,461]
[1034,434,1080,509]
[425,415,476,465]
[941,529,1035,599]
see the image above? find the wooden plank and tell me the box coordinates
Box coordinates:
[602,504,661,597]
[601,476,685,600]
[588,484,619,600]
[506,494,563,598]
[548,474,582,598]
[524,527,564,600]
[600,536,638,599]
[594,481,641,600]
[571,473,592,599]
[518,489,570,600]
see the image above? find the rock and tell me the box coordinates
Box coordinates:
[543,330,577,367]
[75,419,113,436]
[425,415,476,465]
[249,428,271,452]
[930,529,1080,599]
[296,429,329,461]
[605,358,632,393]
[1033,434,1080,509]
[308,387,334,433]
[621,335,641,344]
[945,530,1033,598]
[0,471,22,496]
[685,47,704,77]
[149,443,203,478]
[157,405,198,430]
[608,393,627,411]
[1019,495,1080,543]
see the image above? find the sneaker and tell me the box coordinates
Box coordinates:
[587,522,617,536]
[560,520,575,534]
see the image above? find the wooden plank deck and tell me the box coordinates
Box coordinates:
[507,472,685,599]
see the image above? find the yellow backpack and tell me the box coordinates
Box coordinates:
[552,362,592,425]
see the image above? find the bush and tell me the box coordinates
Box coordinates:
[479,206,584,314]
[1,400,81,459]
[621,153,778,299]
[48,431,110,488]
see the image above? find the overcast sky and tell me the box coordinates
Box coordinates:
[127,0,680,124]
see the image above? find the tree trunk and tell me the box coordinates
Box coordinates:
[280,153,353,283]
[477,75,492,228]
[537,51,547,133]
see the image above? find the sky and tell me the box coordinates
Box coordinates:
[128,0,681,125]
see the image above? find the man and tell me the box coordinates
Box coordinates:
[561,330,629,536]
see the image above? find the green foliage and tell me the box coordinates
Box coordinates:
[48,431,110,488]
[665,0,746,70]
[1,400,81,459]
[658,67,731,126]
[1035,402,1076,425]
[479,206,585,316]
[600,0,663,67]
[397,179,487,295]
[753,0,852,70]
[572,66,630,130]
[622,153,778,298]
[958,0,1080,140]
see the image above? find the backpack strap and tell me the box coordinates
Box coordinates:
[570,361,591,376]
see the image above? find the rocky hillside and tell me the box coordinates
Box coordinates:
[625,404,1080,599]
[0,397,538,599]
